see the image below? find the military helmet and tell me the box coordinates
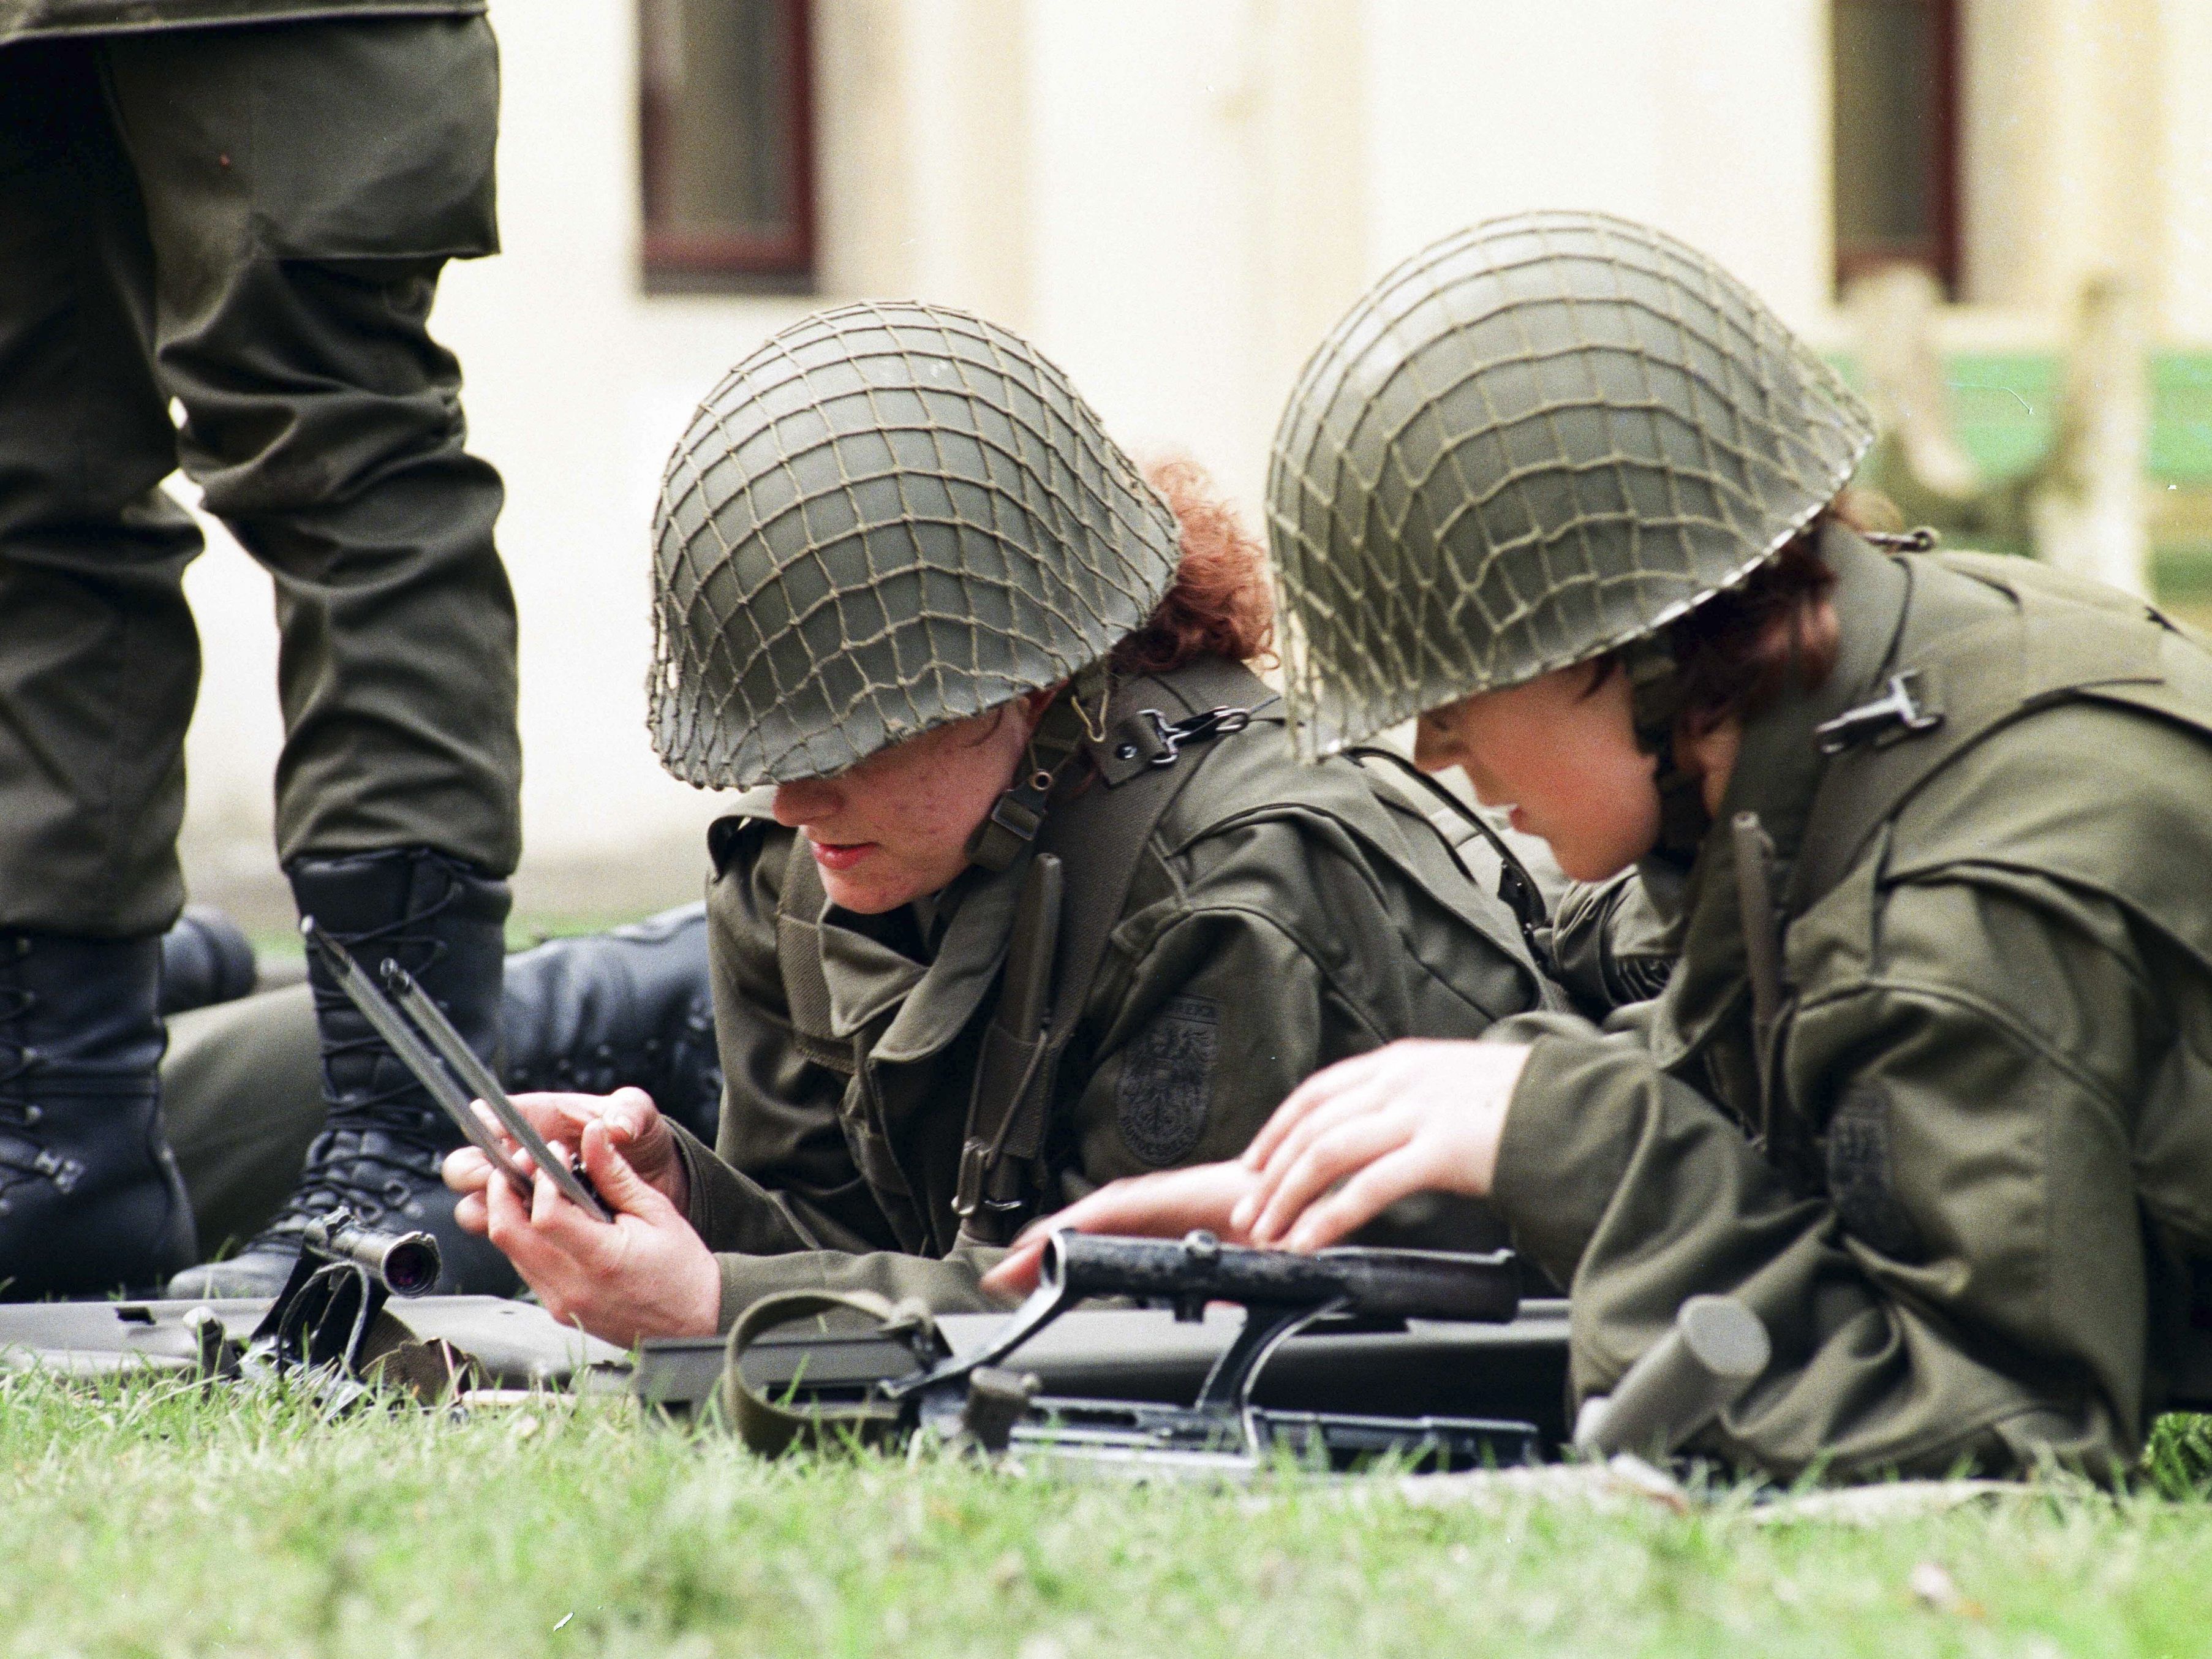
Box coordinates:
[649,301,1182,787]
[1266,210,1875,758]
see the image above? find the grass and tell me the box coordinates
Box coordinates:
[6,1371,2212,1658]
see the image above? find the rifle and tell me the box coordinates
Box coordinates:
[691,1231,1549,1472]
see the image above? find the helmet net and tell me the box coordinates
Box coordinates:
[649,301,1180,787]
[1266,210,1875,758]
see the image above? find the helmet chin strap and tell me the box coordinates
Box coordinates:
[1620,637,1710,869]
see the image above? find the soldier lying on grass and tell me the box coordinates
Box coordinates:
[986,211,2212,1485]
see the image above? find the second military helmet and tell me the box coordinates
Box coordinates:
[650,302,1182,787]
[1266,210,1876,758]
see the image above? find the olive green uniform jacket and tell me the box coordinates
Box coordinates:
[669,658,1554,1325]
[1491,526,2212,1482]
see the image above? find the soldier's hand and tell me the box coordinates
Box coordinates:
[1231,1039,1531,1252]
[470,1114,722,1347]
[443,1086,688,1223]
[978,1160,1262,1300]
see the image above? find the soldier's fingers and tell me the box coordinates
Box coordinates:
[1282,1144,1436,1253]
[469,1101,521,1157]
[1247,1108,1412,1247]
[581,1117,681,1225]
[481,1173,582,1295]
[443,1145,492,1195]
[1241,1051,1381,1170]
[480,1153,543,1261]
[1235,1094,1375,1236]
[508,1092,611,1141]
[602,1086,665,1143]
[529,1140,574,1227]
[453,1190,489,1236]
[1256,1081,1393,1178]
[979,1234,1050,1301]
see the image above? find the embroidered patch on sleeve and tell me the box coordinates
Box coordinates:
[1114,995,1218,1166]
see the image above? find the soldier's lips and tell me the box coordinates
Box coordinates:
[1506,806,1531,834]
[808,839,878,872]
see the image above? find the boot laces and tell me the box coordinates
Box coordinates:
[249,1105,453,1242]
[309,880,461,1116]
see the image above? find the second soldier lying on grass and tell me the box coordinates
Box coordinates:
[440,302,1557,1345]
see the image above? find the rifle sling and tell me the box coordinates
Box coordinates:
[719,1288,938,1454]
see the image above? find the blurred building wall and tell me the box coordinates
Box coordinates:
[174,0,2212,921]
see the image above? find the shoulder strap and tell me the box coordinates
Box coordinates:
[1346,745,1550,948]
[954,657,1279,1242]
[1787,559,2167,915]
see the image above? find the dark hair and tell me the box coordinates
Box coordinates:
[1652,488,1895,736]
[1108,458,1276,676]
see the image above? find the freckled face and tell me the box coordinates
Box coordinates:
[769,695,1046,913]
[1411,662,1663,882]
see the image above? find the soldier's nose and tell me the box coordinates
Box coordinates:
[772,778,842,826]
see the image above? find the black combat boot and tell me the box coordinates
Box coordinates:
[157,905,259,1017]
[0,934,195,1300]
[168,848,518,1298]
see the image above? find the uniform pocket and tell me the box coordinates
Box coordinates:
[249,14,499,261]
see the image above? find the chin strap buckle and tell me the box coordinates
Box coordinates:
[1813,671,1944,755]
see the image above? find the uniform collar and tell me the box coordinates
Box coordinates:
[871,853,1029,1065]
[1647,524,1912,1060]
[1709,523,1912,868]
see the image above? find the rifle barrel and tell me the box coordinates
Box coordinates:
[1044,1232,1519,1325]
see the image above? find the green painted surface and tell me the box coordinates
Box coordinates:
[1831,352,2212,483]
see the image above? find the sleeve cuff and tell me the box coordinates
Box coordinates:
[1488,1021,1642,1290]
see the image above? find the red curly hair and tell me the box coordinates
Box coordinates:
[1108,458,1275,676]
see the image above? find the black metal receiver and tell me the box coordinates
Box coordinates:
[718,1231,1541,1472]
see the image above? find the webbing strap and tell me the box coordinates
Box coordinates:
[720,1288,942,1454]
[776,848,856,1076]
[954,657,1280,1242]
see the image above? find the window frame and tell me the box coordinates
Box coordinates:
[638,0,817,290]
[1831,0,1961,297]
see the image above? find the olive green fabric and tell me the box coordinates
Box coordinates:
[1,1,477,42]
[0,20,518,934]
[651,303,1181,788]
[673,654,1552,1322]
[1266,210,1875,759]
[1488,526,2212,1482]
[162,983,327,1258]
[1547,866,1682,1016]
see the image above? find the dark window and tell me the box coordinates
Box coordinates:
[639,0,815,292]
[1832,0,1960,296]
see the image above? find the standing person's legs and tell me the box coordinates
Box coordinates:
[0,40,201,1298]
[96,18,526,1294]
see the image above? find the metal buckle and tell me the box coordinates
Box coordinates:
[1813,671,1943,755]
[1117,705,1254,768]
[951,1139,1023,1220]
